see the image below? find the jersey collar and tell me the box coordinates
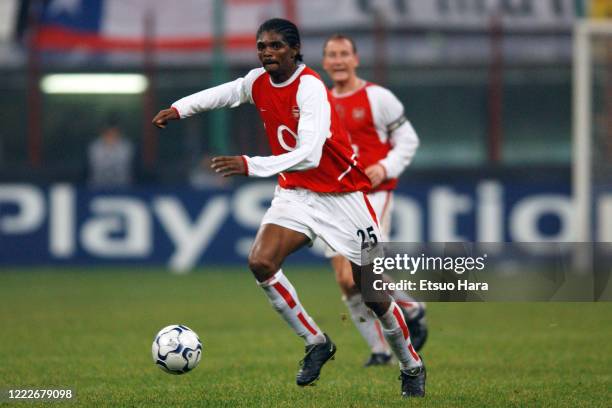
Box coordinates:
[269,64,306,88]
[331,79,367,98]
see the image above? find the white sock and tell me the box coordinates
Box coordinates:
[258,269,326,345]
[378,301,422,370]
[391,290,425,321]
[344,293,390,354]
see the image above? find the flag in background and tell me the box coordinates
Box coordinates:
[30,0,577,52]
[33,0,283,51]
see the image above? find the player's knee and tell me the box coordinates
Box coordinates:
[248,253,278,279]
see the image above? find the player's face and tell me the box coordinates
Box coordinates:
[322,39,359,84]
[257,31,297,78]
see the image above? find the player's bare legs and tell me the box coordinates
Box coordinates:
[351,260,425,397]
[333,253,427,366]
[249,223,311,282]
[332,254,392,364]
[350,261,390,315]
[248,223,337,386]
[332,255,359,297]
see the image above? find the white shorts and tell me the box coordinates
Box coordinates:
[324,190,394,258]
[261,186,382,265]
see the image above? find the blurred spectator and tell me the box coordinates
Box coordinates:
[87,121,134,188]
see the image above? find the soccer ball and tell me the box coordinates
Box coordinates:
[152,324,202,374]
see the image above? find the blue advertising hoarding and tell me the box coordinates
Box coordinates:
[0,179,580,270]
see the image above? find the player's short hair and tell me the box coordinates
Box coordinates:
[256,18,303,62]
[323,34,358,55]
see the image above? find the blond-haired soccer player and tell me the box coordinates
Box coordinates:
[323,34,428,367]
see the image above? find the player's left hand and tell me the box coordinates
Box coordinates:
[365,164,386,188]
[211,156,247,177]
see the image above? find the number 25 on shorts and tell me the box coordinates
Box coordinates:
[357,226,378,244]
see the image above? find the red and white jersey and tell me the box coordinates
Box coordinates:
[331,81,419,192]
[172,65,371,193]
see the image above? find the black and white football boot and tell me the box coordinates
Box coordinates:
[296,333,337,386]
[400,363,426,398]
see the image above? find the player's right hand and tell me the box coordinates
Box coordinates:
[152,108,179,129]
[365,163,386,188]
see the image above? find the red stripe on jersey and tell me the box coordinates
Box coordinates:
[272,282,296,309]
[363,193,379,226]
[392,305,410,340]
[408,344,421,362]
[171,106,181,119]
[297,312,318,336]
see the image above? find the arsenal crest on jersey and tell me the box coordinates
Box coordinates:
[291,106,300,120]
[352,107,365,120]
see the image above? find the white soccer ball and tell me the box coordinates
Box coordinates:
[152,324,202,374]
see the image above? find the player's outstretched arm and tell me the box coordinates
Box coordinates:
[170,68,264,120]
[152,108,180,129]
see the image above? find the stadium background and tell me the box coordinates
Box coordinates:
[2,0,609,270]
[0,1,611,407]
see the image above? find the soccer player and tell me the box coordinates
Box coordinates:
[152,18,425,397]
[322,34,428,367]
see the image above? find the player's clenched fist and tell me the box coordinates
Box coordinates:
[365,164,386,188]
[211,156,247,177]
[152,107,179,129]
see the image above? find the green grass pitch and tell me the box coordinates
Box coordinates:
[0,267,610,407]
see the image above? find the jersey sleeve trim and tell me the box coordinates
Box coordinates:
[240,155,249,176]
